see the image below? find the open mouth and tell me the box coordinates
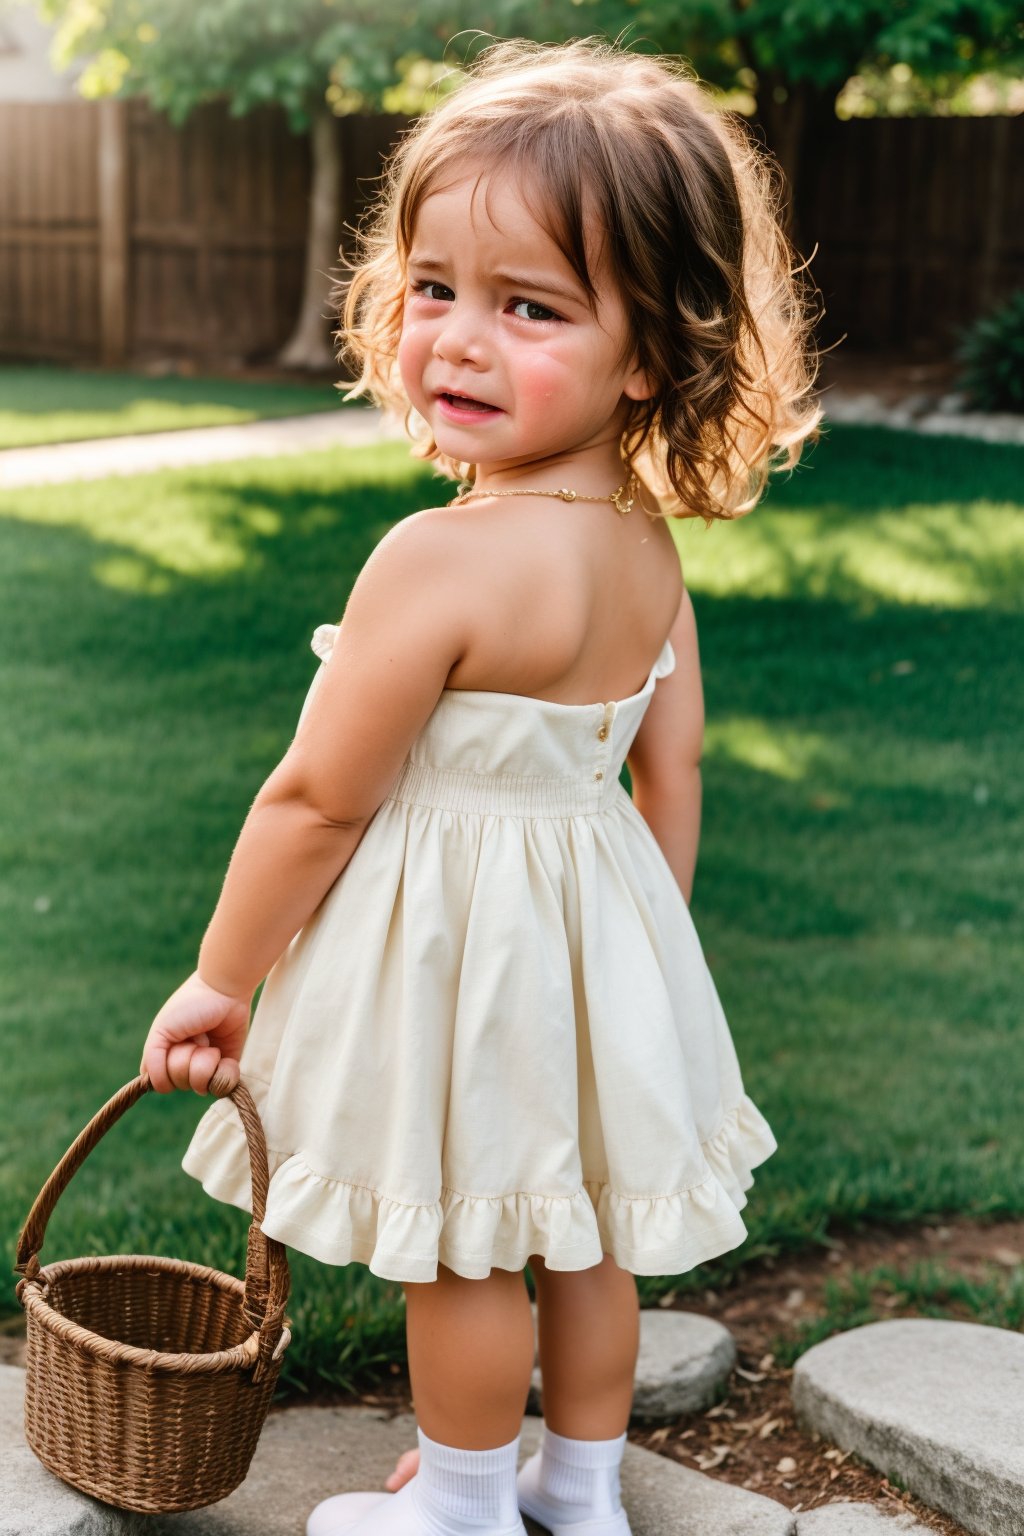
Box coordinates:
[438,392,501,414]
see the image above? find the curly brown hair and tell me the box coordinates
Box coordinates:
[335,35,826,525]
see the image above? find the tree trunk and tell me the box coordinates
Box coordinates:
[752,71,806,236]
[752,75,837,259]
[277,105,343,371]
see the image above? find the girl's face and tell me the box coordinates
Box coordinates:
[397,168,651,477]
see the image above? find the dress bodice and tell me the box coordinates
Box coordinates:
[304,623,676,819]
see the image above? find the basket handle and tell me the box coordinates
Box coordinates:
[13,1072,290,1384]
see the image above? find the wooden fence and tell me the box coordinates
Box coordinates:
[0,99,1021,366]
[797,111,1021,355]
[0,99,404,366]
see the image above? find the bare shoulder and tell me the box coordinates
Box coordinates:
[355,501,499,592]
[276,505,483,828]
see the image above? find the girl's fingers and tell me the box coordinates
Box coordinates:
[188,1044,223,1096]
[142,1040,174,1094]
[166,1040,200,1093]
[143,1028,212,1093]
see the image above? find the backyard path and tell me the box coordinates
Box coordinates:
[1,353,1021,491]
[0,406,405,489]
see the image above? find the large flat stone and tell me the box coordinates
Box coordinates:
[2,1365,795,1535]
[792,1318,1024,1536]
[794,1502,929,1532]
[527,1304,736,1424]
[0,1365,149,1535]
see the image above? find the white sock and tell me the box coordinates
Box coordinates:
[531,1424,627,1517]
[412,1426,523,1534]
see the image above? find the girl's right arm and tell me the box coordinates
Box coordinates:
[625,585,705,904]
[142,511,474,1092]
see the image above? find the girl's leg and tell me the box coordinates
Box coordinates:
[308,1265,535,1533]
[403,1260,537,1447]
[529,1251,639,1436]
[386,1251,638,1490]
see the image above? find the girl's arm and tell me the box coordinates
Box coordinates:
[143,512,472,1092]
[196,514,472,999]
[625,584,705,904]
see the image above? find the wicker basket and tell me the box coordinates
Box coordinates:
[13,1071,292,1514]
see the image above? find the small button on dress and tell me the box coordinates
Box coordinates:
[180,622,779,1283]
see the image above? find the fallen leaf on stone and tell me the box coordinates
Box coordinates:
[776,1456,797,1474]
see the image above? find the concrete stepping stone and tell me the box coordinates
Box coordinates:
[2,1365,795,1535]
[527,1303,736,1423]
[792,1318,1024,1536]
[794,1501,930,1532]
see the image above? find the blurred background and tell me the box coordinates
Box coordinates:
[1,3,1023,1521]
[0,0,1021,386]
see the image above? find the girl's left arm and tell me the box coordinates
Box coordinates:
[625,583,705,904]
[143,515,471,1090]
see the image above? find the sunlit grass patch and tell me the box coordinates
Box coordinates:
[2,422,1022,1389]
[0,364,350,449]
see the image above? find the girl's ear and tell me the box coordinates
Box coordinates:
[622,354,656,403]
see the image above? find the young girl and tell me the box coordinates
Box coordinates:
[141,35,821,1536]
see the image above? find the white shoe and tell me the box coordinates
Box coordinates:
[306,1490,391,1536]
[515,1451,632,1536]
[308,1478,528,1536]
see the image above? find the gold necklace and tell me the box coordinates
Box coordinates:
[449,470,641,518]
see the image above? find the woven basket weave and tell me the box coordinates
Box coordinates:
[13,1071,292,1514]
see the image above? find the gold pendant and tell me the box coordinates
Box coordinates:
[611,475,636,517]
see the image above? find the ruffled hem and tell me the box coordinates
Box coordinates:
[181,1088,778,1283]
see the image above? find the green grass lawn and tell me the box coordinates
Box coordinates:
[0,364,350,449]
[1,423,1021,1397]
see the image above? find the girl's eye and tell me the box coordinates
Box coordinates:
[510,298,559,323]
[411,280,454,302]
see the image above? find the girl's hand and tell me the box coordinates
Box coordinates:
[140,971,252,1096]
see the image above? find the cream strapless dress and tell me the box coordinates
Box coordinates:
[180,622,778,1282]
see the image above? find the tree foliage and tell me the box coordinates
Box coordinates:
[39,0,621,126]
[39,0,1023,127]
[35,0,1021,363]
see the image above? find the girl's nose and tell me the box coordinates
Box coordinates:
[431,305,489,369]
